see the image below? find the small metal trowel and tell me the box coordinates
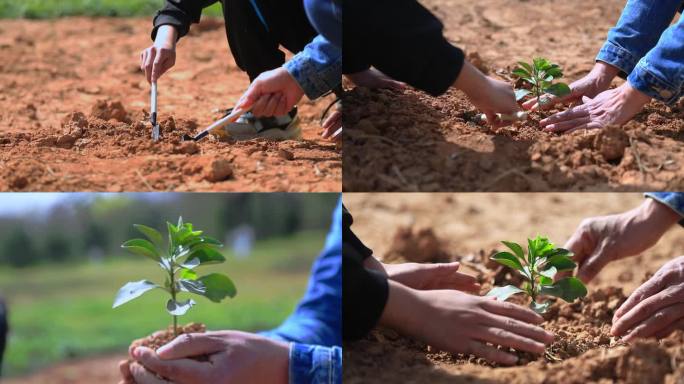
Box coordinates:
[150,82,160,141]
[182,106,249,142]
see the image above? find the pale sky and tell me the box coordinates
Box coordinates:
[0,193,170,216]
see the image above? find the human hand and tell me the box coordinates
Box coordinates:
[455,61,521,128]
[538,81,651,133]
[346,68,406,90]
[140,25,178,84]
[321,108,342,142]
[380,281,554,365]
[522,61,619,111]
[123,331,289,384]
[612,256,684,341]
[564,198,681,283]
[234,67,305,118]
[384,261,480,292]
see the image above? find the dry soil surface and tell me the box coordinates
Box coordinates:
[343,0,684,192]
[343,193,684,383]
[0,17,340,192]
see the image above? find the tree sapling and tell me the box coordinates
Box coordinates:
[113,217,237,336]
[513,58,571,109]
[486,235,587,314]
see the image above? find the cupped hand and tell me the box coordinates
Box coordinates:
[346,68,406,90]
[140,25,178,84]
[125,331,289,384]
[522,61,619,111]
[538,82,651,133]
[564,198,681,283]
[455,61,521,128]
[234,67,304,118]
[612,256,684,341]
[381,282,554,365]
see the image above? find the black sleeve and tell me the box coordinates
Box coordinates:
[151,0,219,41]
[342,206,389,341]
[344,0,465,96]
[0,298,7,376]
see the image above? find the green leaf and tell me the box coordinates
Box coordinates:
[198,273,237,302]
[530,300,551,314]
[539,275,553,286]
[113,280,159,308]
[486,285,525,301]
[491,252,524,271]
[181,257,201,270]
[189,247,226,265]
[133,224,164,248]
[515,89,532,101]
[121,239,160,261]
[539,266,557,280]
[166,298,195,316]
[187,236,223,248]
[517,61,534,74]
[540,277,587,302]
[512,67,531,78]
[544,254,576,271]
[502,241,525,260]
[545,65,563,78]
[178,279,206,295]
[533,57,552,70]
[180,268,198,280]
[544,83,571,98]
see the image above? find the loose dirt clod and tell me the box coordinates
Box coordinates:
[205,159,233,182]
[91,100,130,123]
[278,149,294,161]
[383,226,451,263]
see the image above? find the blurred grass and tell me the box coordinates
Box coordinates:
[0,0,223,19]
[0,230,324,377]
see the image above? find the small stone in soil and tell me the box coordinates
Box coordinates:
[278,149,294,161]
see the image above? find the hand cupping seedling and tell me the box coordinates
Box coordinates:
[113,217,237,336]
[513,58,571,110]
[486,236,587,313]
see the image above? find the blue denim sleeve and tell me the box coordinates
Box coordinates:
[260,199,342,347]
[289,343,342,384]
[596,0,684,104]
[284,35,342,100]
[645,193,684,226]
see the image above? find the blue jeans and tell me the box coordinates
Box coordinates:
[596,0,684,104]
[260,198,342,384]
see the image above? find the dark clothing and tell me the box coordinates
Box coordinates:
[152,0,317,81]
[344,0,465,96]
[0,298,7,377]
[342,206,389,341]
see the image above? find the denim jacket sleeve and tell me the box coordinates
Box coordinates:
[596,0,684,104]
[645,192,684,226]
[284,35,342,100]
[290,343,342,384]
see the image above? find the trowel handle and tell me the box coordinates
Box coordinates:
[206,106,250,133]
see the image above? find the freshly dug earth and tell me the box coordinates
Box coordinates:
[0,18,340,191]
[343,193,684,383]
[343,0,684,191]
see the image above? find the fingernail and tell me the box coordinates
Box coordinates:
[506,355,519,365]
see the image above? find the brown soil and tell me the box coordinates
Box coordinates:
[343,193,684,383]
[343,0,684,192]
[0,17,340,192]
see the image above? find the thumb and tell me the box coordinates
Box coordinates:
[577,249,610,283]
[156,333,223,360]
[235,81,264,111]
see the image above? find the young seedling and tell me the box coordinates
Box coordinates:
[486,236,587,314]
[513,58,571,109]
[113,217,237,336]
